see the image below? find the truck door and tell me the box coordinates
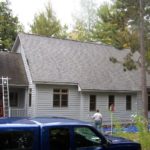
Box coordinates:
[73,126,104,150]
[42,126,71,150]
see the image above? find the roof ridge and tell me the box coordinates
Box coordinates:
[19,32,118,48]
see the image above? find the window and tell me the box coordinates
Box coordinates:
[126,95,132,111]
[108,95,115,111]
[89,95,96,111]
[49,128,70,150]
[0,93,2,103]
[53,89,68,107]
[0,131,33,150]
[74,127,101,149]
[0,93,2,100]
[29,88,32,107]
[148,95,150,111]
[10,92,18,107]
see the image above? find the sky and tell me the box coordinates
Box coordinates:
[9,0,110,32]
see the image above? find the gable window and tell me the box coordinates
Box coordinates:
[53,89,68,107]
[108,95,115,111]
[89,95,96,111]
[10,92,18,107]
[126,95,132,111]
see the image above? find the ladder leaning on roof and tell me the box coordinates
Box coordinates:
[2,77,10,117]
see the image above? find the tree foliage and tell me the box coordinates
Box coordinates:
[30,3,68,38]
[93,0,150,73]
[70,0,98,41]
[93,0,150,53]
[69,20,90,41]
[0,0,22,51]
[93,3,137,50]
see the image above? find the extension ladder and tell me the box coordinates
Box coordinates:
[2,77,10,117]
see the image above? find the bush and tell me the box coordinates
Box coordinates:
[114,115,150,150]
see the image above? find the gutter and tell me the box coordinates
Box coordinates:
[81,89,140,93]
[0,84,28,87]
[33,81,140,93]
[34,81,78,86]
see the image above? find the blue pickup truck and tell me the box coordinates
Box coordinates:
[0,117,141,150]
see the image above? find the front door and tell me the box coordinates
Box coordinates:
[0,93,3,117]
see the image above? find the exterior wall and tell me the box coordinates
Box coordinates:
[15,44,21,53]
[79,92,139,125]
[35,84,140,124]
[16,44,36,117]
[137,91,150,119]
[36,84,80,119]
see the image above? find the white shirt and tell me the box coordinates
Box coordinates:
[92,112,102,121]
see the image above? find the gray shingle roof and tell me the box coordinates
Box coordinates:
[0,51,28,86]
[18,33,147,91]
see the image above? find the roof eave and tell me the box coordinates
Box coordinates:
[34,81,78,86]
[79,89,140,93]
[6,84,28,87]
[33,81,141,93]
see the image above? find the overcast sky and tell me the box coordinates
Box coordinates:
[9,0,110,32]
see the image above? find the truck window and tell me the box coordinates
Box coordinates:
[0,131,33,150]
[74,127,101,149]
[49,127,70,150]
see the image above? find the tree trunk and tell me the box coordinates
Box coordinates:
[139,0,148,119]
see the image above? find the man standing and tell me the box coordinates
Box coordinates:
[92,109,103,131]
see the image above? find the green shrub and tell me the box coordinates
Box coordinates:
[113,115,150,150]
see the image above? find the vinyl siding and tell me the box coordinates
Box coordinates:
[36,85,80,119]
[35,84,141,124]
[80,92,139,125]
[16,44,36,117]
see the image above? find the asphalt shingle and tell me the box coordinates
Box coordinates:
[0,51,28,86]
[18,33,146,91]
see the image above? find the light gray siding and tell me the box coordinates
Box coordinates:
[16,44,36,117]
[80,92,139,125]
[35,84,140,124]
[36,85,80,119]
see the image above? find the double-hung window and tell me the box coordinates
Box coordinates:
[126,95,132,111]
[10,92,18,107]
[53,89,68,107]
[148,93,150,111]
[108,95,115,111]
[89,95,96,111]
[29,88,32,107]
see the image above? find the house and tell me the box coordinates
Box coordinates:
[1,33,150,124]
[0,51,28,117]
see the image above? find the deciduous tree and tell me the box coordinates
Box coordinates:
[0,0,23,51]
[30,3,68,38]
[70,0,98,41]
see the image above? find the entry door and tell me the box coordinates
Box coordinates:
[0,93,3,117]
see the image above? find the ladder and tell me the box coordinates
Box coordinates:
[2,77,10,117]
